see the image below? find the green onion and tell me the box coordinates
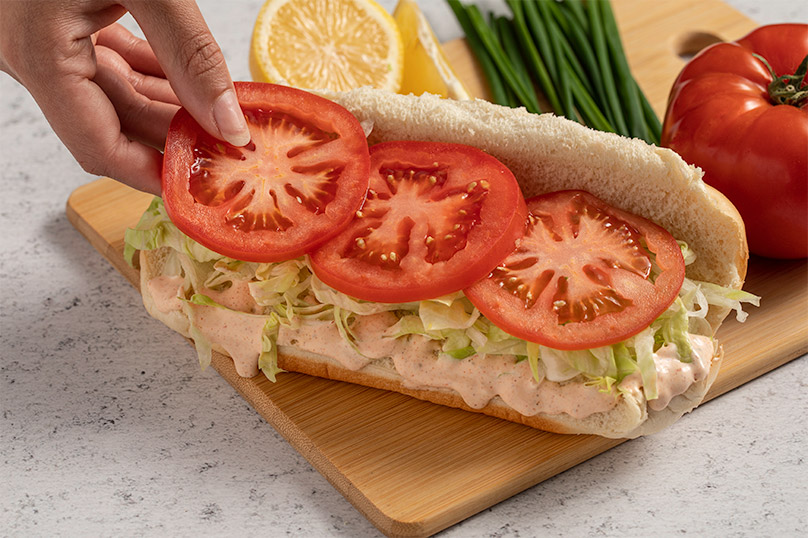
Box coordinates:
[586,0,629,136]
[567,65,613,133]
[564,0,589,35]
[638,80,662,144]
[505,0,562,114]
[600,0,648,141]
[466,4,541,113]
[446,0,660,145]
[550,0,612,126]
[495,15,537,110]
[523,0,579,118]
[446,0,509,106]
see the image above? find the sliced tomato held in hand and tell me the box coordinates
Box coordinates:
[309,141,528,303]
[465,191,685,350]
[162,82,370,262]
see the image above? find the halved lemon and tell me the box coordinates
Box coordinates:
[393,0,471,99]
[249,0,403,92]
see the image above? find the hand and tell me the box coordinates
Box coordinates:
[0,0,250,195]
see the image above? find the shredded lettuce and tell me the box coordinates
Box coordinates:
[187,323,213,371]
[633,326,659,400]
[654,297,693,361]
[525,342,542,383]
[126,199,760,401]
[696,281,760,322]
[259,317,283,382]
[419,299,480,331]
[310,274,417,315]
[124,197,223,266]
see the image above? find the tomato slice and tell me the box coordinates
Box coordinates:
[464,191,685,350]
[162,82,370,262]
[309,141,528,302]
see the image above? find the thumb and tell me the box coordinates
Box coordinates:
[124,0,250,147]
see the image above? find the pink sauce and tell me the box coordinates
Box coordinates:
[187,281,270,377]
[147,276,184,313]
[203,280,262,313]
[146,275,716,419]
[391,345,617,419]
[277,312,402,370]
[188,305,265,378]
[646,334,715,411]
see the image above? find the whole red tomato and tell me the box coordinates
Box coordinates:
[661,24,808,259]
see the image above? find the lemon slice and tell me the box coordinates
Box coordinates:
[393,0,471,99]
[249,0,403,92]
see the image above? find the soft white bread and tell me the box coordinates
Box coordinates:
[323,88,748,330]
[140,88,747,438]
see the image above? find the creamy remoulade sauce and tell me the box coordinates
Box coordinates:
[647,335,715,410]
[148,275,185,313]
[147,276,265,377]
[147,276,716,418]
[277,311,400,370]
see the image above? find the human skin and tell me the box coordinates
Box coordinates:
[0,0,251,195]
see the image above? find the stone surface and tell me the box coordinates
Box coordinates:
[2,1,806,536]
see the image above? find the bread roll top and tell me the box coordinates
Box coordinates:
[323,88,748,330]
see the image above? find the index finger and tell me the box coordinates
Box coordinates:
[95,23,166,78]
[123,0,250,147]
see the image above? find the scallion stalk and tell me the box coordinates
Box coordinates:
[446,0,660,145]
[495,15,536,110]
[505,0,563,114]
[587,0,629,136]
[600,0,648,141]
[466,4,541,113]
[638,82,662,144]
[550,0,612,127]
[446,0,509,106]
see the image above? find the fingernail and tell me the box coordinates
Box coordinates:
[213,89,250,146]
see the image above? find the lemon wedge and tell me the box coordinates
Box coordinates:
[393,0,471,99]
[249,0,403,92]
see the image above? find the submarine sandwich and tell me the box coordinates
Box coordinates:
[126,84,757,438]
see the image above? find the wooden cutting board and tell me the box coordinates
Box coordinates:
[66,1,807,536]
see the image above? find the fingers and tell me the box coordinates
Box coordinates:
[94,45,180,149]
[0,2,163,195]
[95,24,166,78]
[124,0,250,147]
[94,25,179,106]
[36,61,163,193]
[49,76,164,195]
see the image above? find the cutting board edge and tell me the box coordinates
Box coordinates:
[60,0,806,532]
[206,351,435,537]
[67,176,808,537]
[63,185,568,537]
[66,180,143,289]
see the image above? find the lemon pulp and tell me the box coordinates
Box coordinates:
[250,0,403,92]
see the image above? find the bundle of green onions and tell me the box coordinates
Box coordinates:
[447,0,661,145]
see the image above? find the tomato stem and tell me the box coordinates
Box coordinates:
[753,53,808,107]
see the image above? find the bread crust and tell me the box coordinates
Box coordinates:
[138,89,747,438]
[274,342,722,439]
[322,88,748,330]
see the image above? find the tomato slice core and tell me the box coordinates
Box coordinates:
[309,141,528,302]
[162,82,370,262]
[465,191,685,350]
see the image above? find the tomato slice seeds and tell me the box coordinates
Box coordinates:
[162,82,370,263]
[309,141,528,303]
[161,84,687,350]
[465,191,686,350]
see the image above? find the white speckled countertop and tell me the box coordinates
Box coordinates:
[2,1,806,536]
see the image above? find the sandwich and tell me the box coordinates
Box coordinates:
[125,83,758,439]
